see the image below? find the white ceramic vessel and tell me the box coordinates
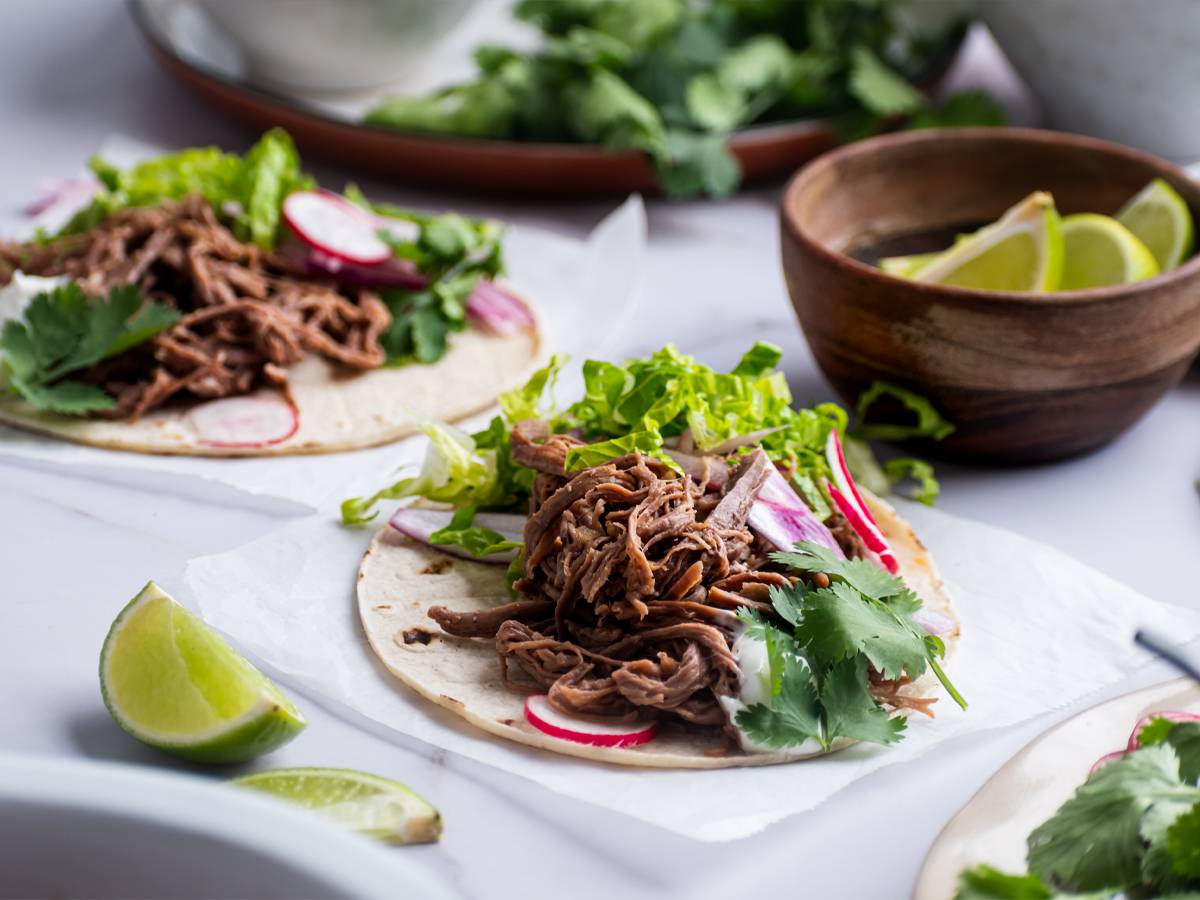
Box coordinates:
[193,0,482,93]
[978,0,1200,162]
[0,753,454,899]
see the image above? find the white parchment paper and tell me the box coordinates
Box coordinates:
[182,500,1200,840]
[0,138,646,511]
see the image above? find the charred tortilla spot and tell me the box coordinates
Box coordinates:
[401,627,434,645]
[373,603,393,612]
[420,558,453,575]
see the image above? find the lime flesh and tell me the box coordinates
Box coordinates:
[1116,178,1195,272]
[879,252,940,278]
[913,192,1063,292]
[232,768,442,845]
[100,582,305,763]
[1059,213,1159,290]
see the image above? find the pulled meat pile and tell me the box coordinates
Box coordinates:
[0,196,389,420]
[431,422,803,728]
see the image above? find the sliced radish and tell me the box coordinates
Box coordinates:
[282,190,390,265]
[388,507,525,563]
[186,395,299,448]
[748,466,844,556]
[824,429,900,574]
[827,481,899,574]
[1089,750,1127,777]
[524,695,657,748]
[1126,711,1200,750]
[465,279,535,336]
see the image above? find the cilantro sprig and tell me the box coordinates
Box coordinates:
[733,540,963,752]
[363,0,1002,199]
[956,718,1200,899]
[0,283,179,414]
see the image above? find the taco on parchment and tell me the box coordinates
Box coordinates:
[0,130,540,456]
[349,344,962,767]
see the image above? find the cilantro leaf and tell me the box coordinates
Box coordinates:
[820,656,906,746]
[953,866,1055,900]
[1166,801,1200,878]
[794,581,928,681]
[771,540,905,601]
[847,45,925,117]
[908,90,1006,130]
[735,643,823,749]
[0,283,179,415]
[1027,744,1200,892]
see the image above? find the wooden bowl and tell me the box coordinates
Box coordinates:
[780,127,1200,463]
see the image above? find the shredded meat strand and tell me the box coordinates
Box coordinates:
[0,195,390,420]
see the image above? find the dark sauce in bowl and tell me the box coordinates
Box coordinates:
[849,221,989,268]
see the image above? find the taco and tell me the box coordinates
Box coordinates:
[0,130,540,456]
[350,343,962,767]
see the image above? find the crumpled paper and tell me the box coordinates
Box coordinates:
[0,137,646,511]
[182,499,1200,840]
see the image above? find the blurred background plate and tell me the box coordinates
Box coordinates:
[0,753,454,900]
[913,678,1200,900]
[130,0,963,195]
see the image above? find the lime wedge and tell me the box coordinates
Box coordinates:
[1116,178,1195,271]
[1059,213,1159,290]
[100,582,305,763]
[913,192,1064,292]
[232,768,442,845]
[879,252,939,278]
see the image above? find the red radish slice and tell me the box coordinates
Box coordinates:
[283,191,390,265]
[826,430,879,526]
[389,508,525,564]
[827,481,899,573]
[1126,711,1200,750]
[524,695,657,748]
[187,395,299,448]
[1089,750,1127,777]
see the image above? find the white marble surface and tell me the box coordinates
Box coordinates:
[2,4,1200,899]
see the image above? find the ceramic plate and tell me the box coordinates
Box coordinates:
[0,753,454,899]
[914,677,1200,899]
[129,0,957,195]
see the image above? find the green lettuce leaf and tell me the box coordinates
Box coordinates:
[428,506,523,557]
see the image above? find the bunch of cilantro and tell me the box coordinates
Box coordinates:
[736,541,964,750]
[365,0,1003,198]
[957,718,1200,899]
[342,340,848,526]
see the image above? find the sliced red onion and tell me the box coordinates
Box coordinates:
[913,607,957,636]
[702,427,785,456]
[677,427,694,454]
[466,279,535,335]
[280,236,428,289]
[25,176,99,216]
[1126,711,1200,750]
[1089,750,1127,777]
[388,507,525,564]
[747,466,844,556]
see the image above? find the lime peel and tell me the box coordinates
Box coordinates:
[912,191,1064,292]
[232,767,442,845]
[1116,177,1195,272]
[100,581,306,763]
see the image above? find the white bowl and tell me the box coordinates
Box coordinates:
[977,0,1200,162]
[194,0,482,94]
[0,754,453,899]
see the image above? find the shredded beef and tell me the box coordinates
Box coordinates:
[0,195,390,420]
[428,428,930,739]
